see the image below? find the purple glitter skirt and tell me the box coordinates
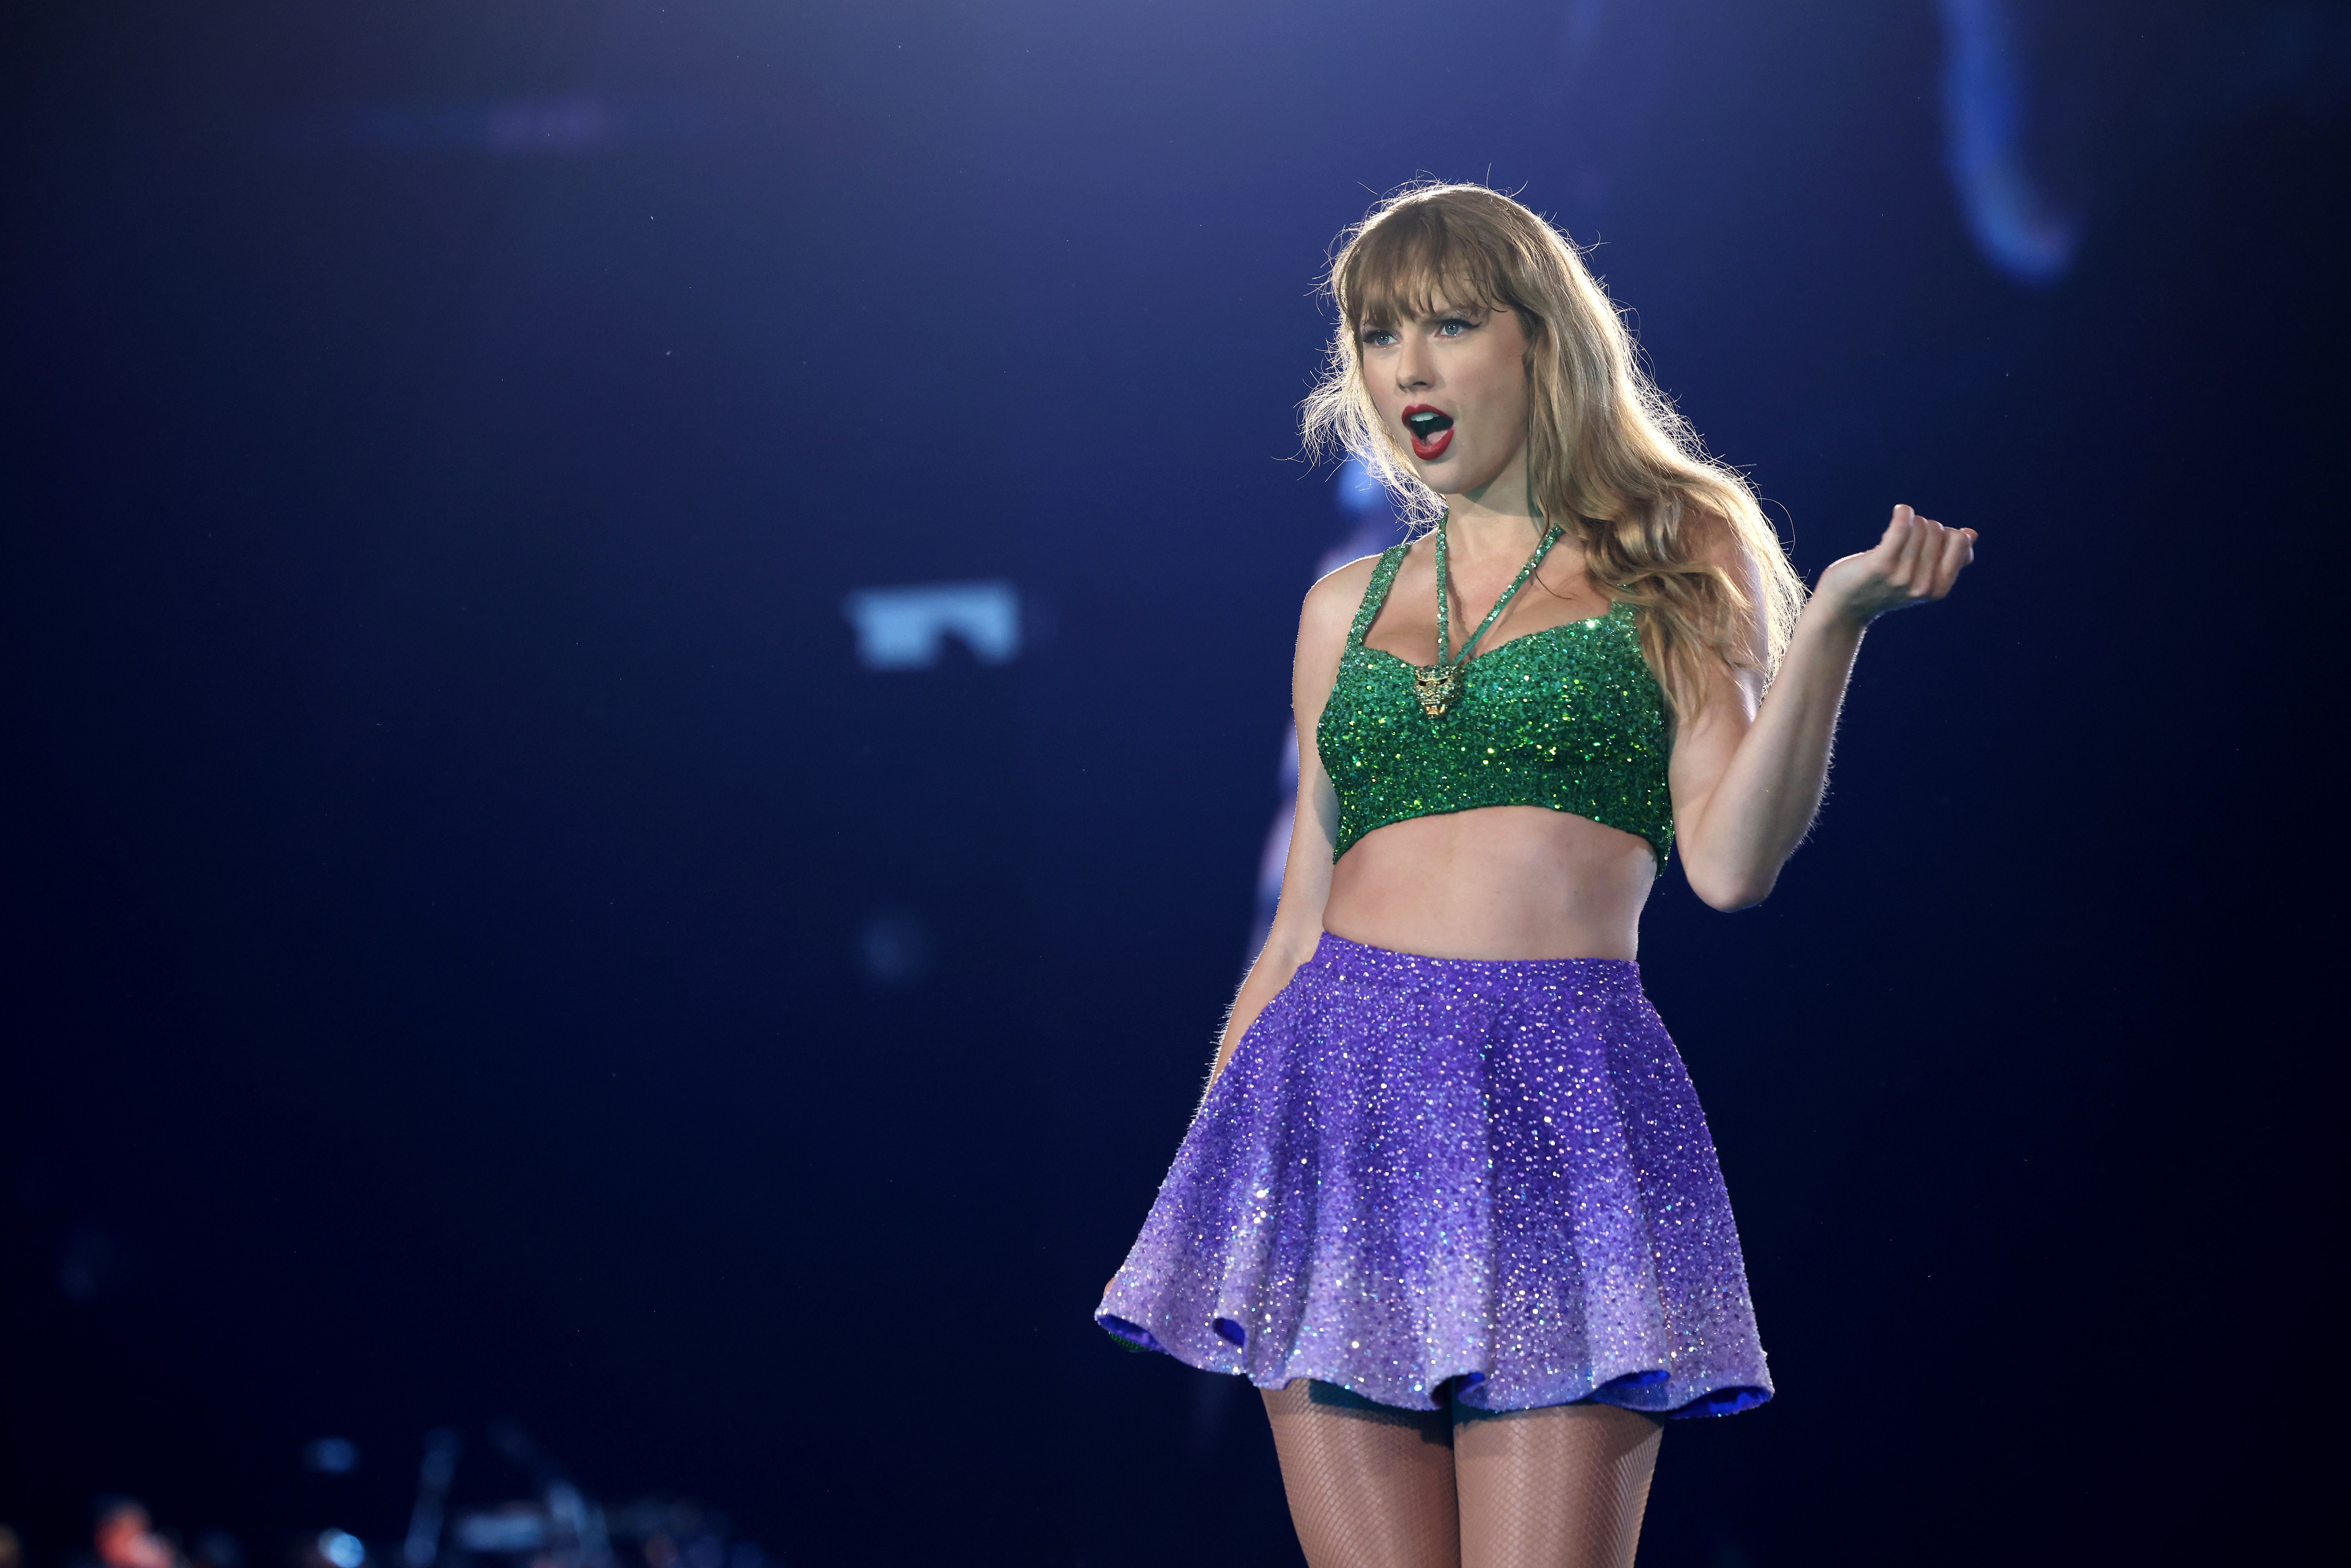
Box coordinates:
[1097,933,1771,1418]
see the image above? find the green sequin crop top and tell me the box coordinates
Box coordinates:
[1314,544,1676,866]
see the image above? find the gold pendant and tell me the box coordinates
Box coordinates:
[1413,664,1463,718]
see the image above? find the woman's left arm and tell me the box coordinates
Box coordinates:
[1672,504,1976,911]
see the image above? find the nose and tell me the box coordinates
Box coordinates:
[1392,334,1433,393]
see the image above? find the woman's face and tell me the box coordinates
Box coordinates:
[1357,298,1531,498]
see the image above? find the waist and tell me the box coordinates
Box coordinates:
[1298,931,1648,993]
[1323,806,1654,962]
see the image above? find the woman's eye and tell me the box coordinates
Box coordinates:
[1359,328,1398,348]
[1435,317,1475,337]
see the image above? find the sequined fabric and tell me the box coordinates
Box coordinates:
[1097,934,1771,1418]
[1316,546,1674,865]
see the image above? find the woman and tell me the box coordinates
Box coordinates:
[1097,183,1973,1567]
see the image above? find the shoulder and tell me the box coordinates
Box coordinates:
[1663,494,1773,672]
[1299,549,1392,639]
[1289,550,1393,707]
[1664,497,1770,645]
[1673,497,1761,582]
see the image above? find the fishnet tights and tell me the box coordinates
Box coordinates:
[1262,1381,1459,1568]
[1261,1381,1663,1568]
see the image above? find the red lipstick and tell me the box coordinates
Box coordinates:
[1402,403,1455,460]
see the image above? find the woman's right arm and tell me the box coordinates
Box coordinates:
[1199,560,1371,1099]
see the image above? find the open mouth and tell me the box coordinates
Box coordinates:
[1403,405,1455,460]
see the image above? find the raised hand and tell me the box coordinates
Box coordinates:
[1814,504,1976,624]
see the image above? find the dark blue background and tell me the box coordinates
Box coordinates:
[4,1,2343,1563]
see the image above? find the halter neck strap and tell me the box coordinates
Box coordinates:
[1438,518,1565,668]
[1346,546,1409,648]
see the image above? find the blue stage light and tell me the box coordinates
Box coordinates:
[1938,0,2081,284]
[305,1438,360,1475]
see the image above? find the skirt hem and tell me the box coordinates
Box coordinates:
[1095,1316,1768,1419]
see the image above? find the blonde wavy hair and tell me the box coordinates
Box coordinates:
[1303,182,1805,717]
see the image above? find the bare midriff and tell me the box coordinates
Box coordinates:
[1321,804,1656,962]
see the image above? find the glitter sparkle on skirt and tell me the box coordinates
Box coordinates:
[1097,933,1772,1418]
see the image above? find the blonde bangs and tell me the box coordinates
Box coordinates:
[1338,203,1520,333]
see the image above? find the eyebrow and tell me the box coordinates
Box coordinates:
[1359,302,1492,329]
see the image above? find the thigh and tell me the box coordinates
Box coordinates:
[1452,1403,1662,1568]
[1261,1380,1461,1568]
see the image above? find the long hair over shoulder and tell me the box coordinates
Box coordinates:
[1302,182,1805,717]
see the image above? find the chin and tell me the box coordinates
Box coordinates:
[1403,447,1456,484]
[1410,454,1494,496]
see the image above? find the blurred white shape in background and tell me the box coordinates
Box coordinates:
[843,581,1022,670]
